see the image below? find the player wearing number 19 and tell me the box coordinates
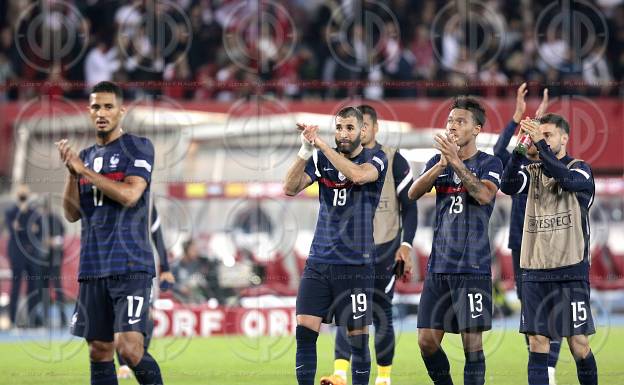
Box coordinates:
[56,81,164,385]
[283,107,387,385]
[408,97,503,385]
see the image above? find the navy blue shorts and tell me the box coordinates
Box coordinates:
[520,280,595,339]
[70,273,153,342]
[417,273,492,333]
[296,261,374,329]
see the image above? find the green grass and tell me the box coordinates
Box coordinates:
[1,328,623,384]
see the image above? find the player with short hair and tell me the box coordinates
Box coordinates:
[408,96,503,385]
[57,81,164,385]
[501,113,598,385]
[284,106,387,385]
[322,104,417,385]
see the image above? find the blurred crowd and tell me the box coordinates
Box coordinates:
[0,0,623,101]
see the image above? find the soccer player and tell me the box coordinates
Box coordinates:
[117,203,175,380]
[57,81,164,385]
[283,107,387,385]
[493,83,562,384]
[501,114,598,385]
[322,104,417,385]
[408,97,503,385]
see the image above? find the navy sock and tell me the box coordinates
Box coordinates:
[422,348,453,385]
[548,339,561,369]
[528,352,549,385]
[334,326,350,360]
[464,350,485,385]
[576,350,598,385]
[90,361,118,385]
[130,351,163,385]
[349,334,371,385]
[295,325,318,385]
[373,306,395,366]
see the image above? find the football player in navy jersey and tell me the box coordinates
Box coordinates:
[56,81,164,385]
[408,97,503,385]
[283,107,387,385]
[501,114,598,385]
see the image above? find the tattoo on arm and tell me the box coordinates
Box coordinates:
[454,162,488,198]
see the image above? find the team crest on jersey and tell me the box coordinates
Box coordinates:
[93,157,103,173]
[338,171,346,181]
[109,154,120,169]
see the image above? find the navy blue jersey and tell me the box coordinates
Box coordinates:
[501,141,594,282]
[304,147,387,265]
[422,151,503,274]
[493,120,538,251]
[77,133,155,279]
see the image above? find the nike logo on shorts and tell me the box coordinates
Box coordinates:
[128,318,141,325]
[574,322,587,328]
[471,313,482,319]
[353,314,365,320]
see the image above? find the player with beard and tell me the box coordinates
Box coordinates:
[284,107,387,385]
[57,81,164,385]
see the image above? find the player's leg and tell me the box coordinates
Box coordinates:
[88,340,118,385]
[547,338,562,384]
[567,335,597,385]
[296,262,332,385]
[454,275,491,385]
[111,274,163,385]
[418,274,454,385]
[565,281,597,385]
[331,264,375,385]
[372,256,396,385]
[332,326,351,382]
[520,281,555,385]
[71,278,118,385]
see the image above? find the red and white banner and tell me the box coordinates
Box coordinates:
[152,305,297,337]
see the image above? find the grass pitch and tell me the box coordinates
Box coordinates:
[0,327,623,384]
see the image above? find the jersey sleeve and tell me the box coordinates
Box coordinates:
[124,137,154,183]
[367,148,388,180]
[421,154,441,176]
[303,153,319,183]
[479,155,503,189]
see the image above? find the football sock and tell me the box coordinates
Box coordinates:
[575,350,597,385]
[295,325,318,385]
[333,358,349,380]
[464,350,485,385]
[130,351,163,385]
[349,333,371,385]
[422,348,453,385]
[374,305,395,366]
[90,361,118,385]
[528,352,549,385]
[548,339,561,368]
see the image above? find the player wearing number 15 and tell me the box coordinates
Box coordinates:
[408,97,503,385]
[56,81,164,385]
[283,107,387,385]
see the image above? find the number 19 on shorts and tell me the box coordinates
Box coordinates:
[351,293,367,314]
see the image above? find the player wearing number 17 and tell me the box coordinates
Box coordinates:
[56,81,164,385]
[408,97,503,385]
[283,107,387,385]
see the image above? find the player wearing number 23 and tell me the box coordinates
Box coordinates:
[408,97,503,385]
[57,81,164,385]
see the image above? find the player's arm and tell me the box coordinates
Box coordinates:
[56,140,81,222]
[316,139,380,185]
[500,152,530,195]
[408,155,445,200]
[283,157,314,196]
[394,152,417,276]
[435,134,498,205]
[80,170,147,208]
[493,84,526,164]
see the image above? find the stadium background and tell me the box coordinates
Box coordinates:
[0,0,623,384]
